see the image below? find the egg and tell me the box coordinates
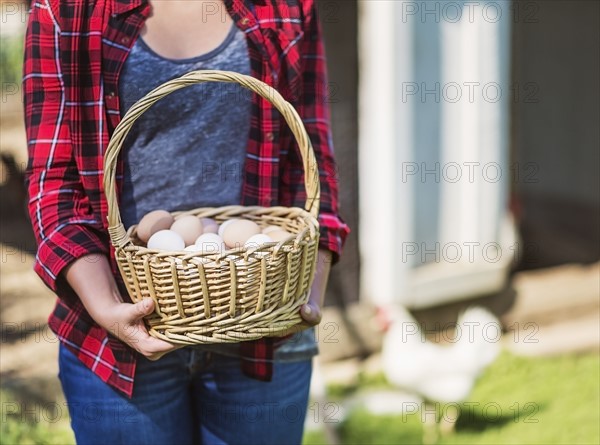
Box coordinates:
[223,219,261,248]
[183,245,212,264]
[261,225,281,235]
[170,215,204,246]
[218,219,239,237]
[137,210,174,243]
[268,230,294,242]
[195,233,226,254]
[201,218,219,234]
[244,233,273,249]
[147,230,185,251]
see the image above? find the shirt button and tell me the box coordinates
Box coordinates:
[107,91,116,98]
[121,37,130,44]
[266,132,275,142]
[241,17,250,25]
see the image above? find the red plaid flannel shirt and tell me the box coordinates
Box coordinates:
[23,0,349,397]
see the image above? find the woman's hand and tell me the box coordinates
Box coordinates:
[275,248,332,336]
[94,297,181,361]
[63,254,180,360]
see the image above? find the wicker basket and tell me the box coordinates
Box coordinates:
[103,70,320,345]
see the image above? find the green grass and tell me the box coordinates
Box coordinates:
[0,36,24,86]
[304,351,600,445]
[0,389,74,445]
[327,370,391,400]
[1,351,597,444]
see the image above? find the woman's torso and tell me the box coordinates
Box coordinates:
[118,22,252,228]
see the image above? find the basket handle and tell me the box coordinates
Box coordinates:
[103,70,321,246]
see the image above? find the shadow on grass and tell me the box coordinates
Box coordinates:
[0,153,37,255]
[455,401,547,432]
[337,409,423,445]
[0,320,52,345]
[1,381,74,445]
[1,372,64,412]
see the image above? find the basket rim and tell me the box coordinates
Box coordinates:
[115,204,320,263]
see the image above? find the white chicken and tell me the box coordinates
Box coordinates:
[380,305,502,441]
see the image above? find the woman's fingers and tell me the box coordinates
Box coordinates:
[300,302,322,326]
[125,321,179,360]
[137,334,180,360]
[106,298,180,359]
[129,297,155,321]
[273,302,322,338]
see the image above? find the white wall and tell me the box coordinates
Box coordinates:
[359,0,513,308]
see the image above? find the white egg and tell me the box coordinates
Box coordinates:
[183,245,212,263]
[147,230,185,251]
[244,233,273,249]
[195,233,226,254]
[218,219,239,237]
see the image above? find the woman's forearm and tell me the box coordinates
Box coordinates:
[61,254,178,359]
[62,254,122,325]
[310,248,332,308]
[294,248,332,328]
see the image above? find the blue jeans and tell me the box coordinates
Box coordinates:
[58,344,312,445]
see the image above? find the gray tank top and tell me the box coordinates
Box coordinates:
[118,24,318,361]
[118,23,251,229]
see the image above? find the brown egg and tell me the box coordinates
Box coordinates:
[137,210,174,243]
[268,230,294,242]
[222,219,261,248]
[170,215,204,246]
[200,218,219,234]
[262,225,281,235]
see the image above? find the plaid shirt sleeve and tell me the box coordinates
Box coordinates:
[280,0,350,263]
[23,3,109,295]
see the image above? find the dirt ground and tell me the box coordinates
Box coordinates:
[1,95,63,406]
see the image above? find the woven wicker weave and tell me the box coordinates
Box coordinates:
[103,70,320,344]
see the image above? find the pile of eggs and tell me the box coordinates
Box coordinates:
[136,210,293,253]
